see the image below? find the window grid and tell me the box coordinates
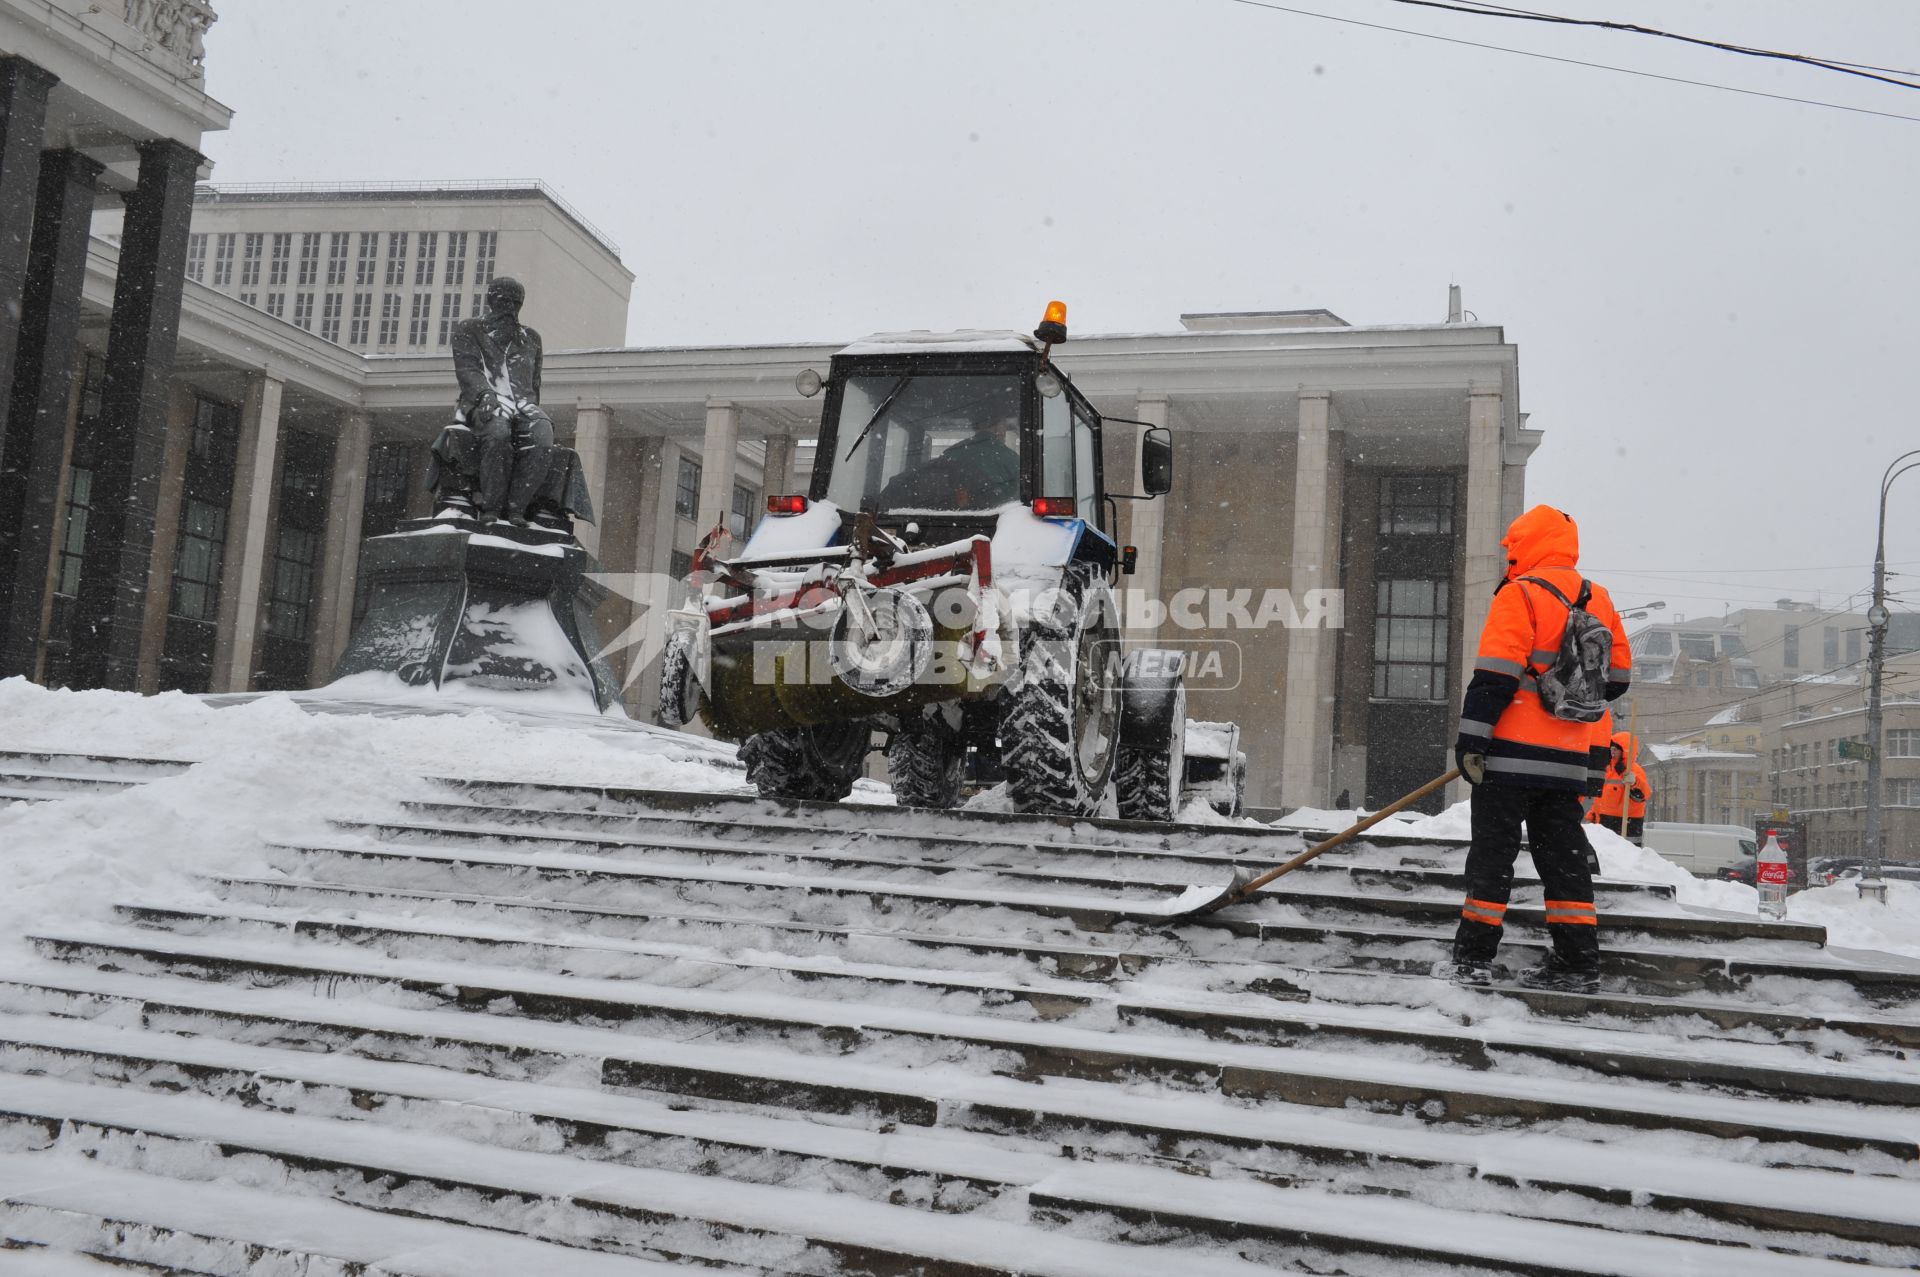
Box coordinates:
[378,293,401,347]
[326,232,350,287]
[212,234,235,287]
[384,232,408,287]
[265,293,285,319]
[293,293,314,331]
[237,292,257,308]
[268,233,290,287]
[444,231,468,287]
[266,526,319,641]
[729,482,757,541]
[1372,577,1452,702]
[474,231,497,287]
[239,233,262,287]
[321,292,343,343]
[349,293,371,345]
[186,234,207,282]
[437,292,463,346]
[54,466,92,596]
[169,498,228,622]
[674,457,702,521]
[355,233,378,286]
[297,233,320,287]
[669,549,694,580]
[1889,729,1920,758]
[1378,475,1455,536]
[414,231,439,287]
[407,293,432,347]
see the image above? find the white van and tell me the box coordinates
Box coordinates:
[1639,822,1759,878]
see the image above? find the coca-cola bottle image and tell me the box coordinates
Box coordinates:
[1757,834,1790,919]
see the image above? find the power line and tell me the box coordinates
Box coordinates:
[1216,0,1920,124]
[1591,559,1920,576]
[1380,0,1920,92]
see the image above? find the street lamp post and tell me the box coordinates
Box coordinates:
[1862,448,1920,903]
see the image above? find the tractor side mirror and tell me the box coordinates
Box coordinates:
[1140,426,1173,496]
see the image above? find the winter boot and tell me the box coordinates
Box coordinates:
[1433,957,1498,986]
[1519,953,1601,994]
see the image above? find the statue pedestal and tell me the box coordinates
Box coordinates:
[327,517,619,712]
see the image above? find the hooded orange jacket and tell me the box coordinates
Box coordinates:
[1590,731,1650,820]
[1456,506,1632,791]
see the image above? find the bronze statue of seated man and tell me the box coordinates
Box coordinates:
[426,277,595,531]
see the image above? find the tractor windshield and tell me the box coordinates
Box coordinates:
[825,374,1022,513]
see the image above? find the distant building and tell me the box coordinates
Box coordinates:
[92,180,634,352]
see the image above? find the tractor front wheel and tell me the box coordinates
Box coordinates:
[1002,565,1121,817]
[740,722,870,803]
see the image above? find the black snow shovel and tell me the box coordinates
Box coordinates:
[1134,768,1462,923]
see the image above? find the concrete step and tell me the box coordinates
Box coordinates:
[17,932,1920,1158]
[109,901,1920,1094]
[0,1017,1911,1274]
[0,749,192,778]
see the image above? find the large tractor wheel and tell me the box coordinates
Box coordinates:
[740,722,870,803]
[1002,564,1122,817]
[1116,650,1187,824]
[888,710,966,809]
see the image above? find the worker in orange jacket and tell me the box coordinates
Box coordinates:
[1588,732,1650,842]
[1449,505,1631,992]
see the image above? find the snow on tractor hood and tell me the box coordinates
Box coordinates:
[837,329,1040,356]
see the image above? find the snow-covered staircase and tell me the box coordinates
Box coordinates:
[2,760,1918,1274]
[0,749,189,805]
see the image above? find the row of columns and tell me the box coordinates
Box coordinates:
[0,53,204,690]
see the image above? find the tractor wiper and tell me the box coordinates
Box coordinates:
[842,374,914,463]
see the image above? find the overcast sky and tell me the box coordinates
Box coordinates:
[198,1,1920,624]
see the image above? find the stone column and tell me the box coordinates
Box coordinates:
[1125,394,1169,640]
[68,138,203,691]
[0,149,101,679]
[763,433,794,500]
[1454,388,1506,803]
[572,403,612,558]
[697,399,740,537]
[0,58,57,456]
[133,389,196,693]
[310,413,371,684]
[623,435,671,720]
[211,375,285,692]
[1280,391,1344,809]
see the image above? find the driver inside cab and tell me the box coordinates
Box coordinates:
[876,397,1021,510]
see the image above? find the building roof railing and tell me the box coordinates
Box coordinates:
[192,179,622,260]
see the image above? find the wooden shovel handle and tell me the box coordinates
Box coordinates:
[1228,768,1463,904]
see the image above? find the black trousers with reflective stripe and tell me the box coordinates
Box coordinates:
[1454,782,1599,968]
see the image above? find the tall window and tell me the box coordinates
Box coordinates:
[474,231,498,287]
[437,292,462,345]
[268,233,290,286]
[349,292,372,345]
[293,293,314,331]
[1784,625,1800,668]
[186,233,207,282]
[385,232,408,287]
[444,231,468,287]
[1824,626,1839,668]
[54,467,93,596]
[1378,475,1454,535]
[408,293,432,346]
[1847,629,1863,665]
[675,457,702,521]
[730,482,757,540]
[321,292,343,342]
[265,293,286,319]
[326,232,349,286]
[297,233,320,287]
[170,498,227,622]
[265,527,318,640]
[212,233,235,287]
[356,232,378,285]
[239,233,263,287]
[379,293,401,347]
[1373,578,1451,701]
[414,231,439,287]
[669,549,694,579]
[472,292,485,321]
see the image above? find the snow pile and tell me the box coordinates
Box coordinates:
[0,677,745,956]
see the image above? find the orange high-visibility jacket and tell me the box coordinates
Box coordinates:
[1457,506,1633,792]
[1590,731,1650,820]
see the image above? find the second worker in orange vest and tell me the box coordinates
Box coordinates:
[1588,731,1651,842]
[1449,505,1632,992]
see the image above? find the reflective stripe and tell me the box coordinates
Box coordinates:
[1483,756,1591,782]
[1457,717,1494,737]
[1465,897,1508,915]
[1461,905,1505,927]
[1475,656,1525,677]
[1544,899,1598,926]
[1544,899,1596,911]
[1529,649,1559,667]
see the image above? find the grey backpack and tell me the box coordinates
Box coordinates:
[1518,576,1611,723]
